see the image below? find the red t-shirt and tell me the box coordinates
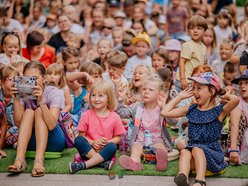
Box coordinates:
[22,45,55,67]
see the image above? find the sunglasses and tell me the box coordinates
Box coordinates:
[103,26,113,30]
[2,31,19,37]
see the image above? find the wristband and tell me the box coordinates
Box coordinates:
[228,148,240,154]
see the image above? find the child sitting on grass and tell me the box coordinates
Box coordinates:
[162,72,239,186]
[0,66,19,158]
[69,80,125,173]
[117,76,172,171]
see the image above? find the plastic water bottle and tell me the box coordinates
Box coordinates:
[144,130,153,147]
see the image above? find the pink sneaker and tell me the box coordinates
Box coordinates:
[155,149,168,171]
[118,155,143,171]
[74,153,83,162]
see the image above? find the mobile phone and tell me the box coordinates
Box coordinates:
[14,76,37,99]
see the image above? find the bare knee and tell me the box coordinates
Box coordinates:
[192,147,204,155]
[130,144,143,154]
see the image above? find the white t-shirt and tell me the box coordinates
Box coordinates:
[123,55,152,82]
[0,53,29,65]
[214,25,233,48]
[2,19,24,32]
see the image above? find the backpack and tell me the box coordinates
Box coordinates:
[58,112,77,148]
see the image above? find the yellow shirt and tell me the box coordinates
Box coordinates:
[176,40,206,81]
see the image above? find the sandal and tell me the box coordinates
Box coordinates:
[174,173,190,186]
[194,179,207,186]
[8,158,27,173]
[31,159,45,177]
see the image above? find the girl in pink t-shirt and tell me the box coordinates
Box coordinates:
[69,80,125,173]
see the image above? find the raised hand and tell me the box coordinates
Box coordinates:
[157,94,166,109]
[178,87,194,99]
[82,72,93,85]
[180,79,188,90]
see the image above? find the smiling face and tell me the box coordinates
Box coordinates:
[2,35,20,57]
[239,79,248,101]
[97,40,111,59]
[192,81,215,106]
[203,29,214,47]
[220,42,233,61]
[152,53,165,71]
[135,41,150,58]
[189,26,205,42]
[90,90,108,111]
[58,15,72,32]
[132,66,150,88]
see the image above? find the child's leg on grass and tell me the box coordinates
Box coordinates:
[153,143,168,171]
[192,147,206,183]
[85,142,117,169]
[74,135,97,159]
[152,143,168,152]
[0,115,7,150]
[130,143,143,163]
[34,108,48,162]
[178,149,192,177]
[16,109,35,160]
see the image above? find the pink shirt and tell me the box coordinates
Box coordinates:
[77,109,125,140]
[136,106,163,144]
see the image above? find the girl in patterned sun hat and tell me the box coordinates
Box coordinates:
[162,72,239,186]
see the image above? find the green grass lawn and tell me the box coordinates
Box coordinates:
[1,148,248,178]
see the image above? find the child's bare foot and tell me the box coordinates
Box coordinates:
[118,155,143,171]
[193,179,206,186]
[155,148,168,171]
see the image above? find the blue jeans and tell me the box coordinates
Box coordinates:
[74,136,117,161]
[28,124,66,152]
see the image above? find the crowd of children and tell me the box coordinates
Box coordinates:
[0,0,248,185]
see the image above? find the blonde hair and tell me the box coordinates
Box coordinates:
[107,50,128,68]
[124,65,155,104]
[89,80,117,111]
[0,65,19,82]
[79,62,103,85]
[97,38,113,49]
[143,75,165,92]
[62,47,80,62]
[46,63,66,88]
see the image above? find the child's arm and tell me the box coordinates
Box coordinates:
[179,57,188,90]
[161,88,193,118]
[10,87,25,127]
[218,93,240,122]
[66,71,92,92]
[229,106,241,164]
[108,136,121,144]
[62,85,72,112]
